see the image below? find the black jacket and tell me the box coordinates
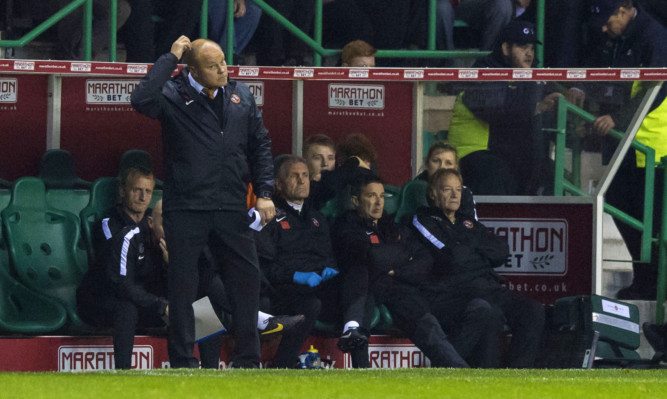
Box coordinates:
[79,205,168,316]
[412,206,509,289]
[256,197,337,292]
[332,210,433,295]
[459,50,557,193]
[310,157,377,210]
[131,53,274,212]
[583,5,667,163]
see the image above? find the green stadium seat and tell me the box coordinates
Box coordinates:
[2,177,91,332]
[38,149,91,219]
[45,189,91,221]
[0,259,68,334]
[38,149,91,189]
[394,179,428,224]
[79,177,119,265]
[0,189,10,213]
[150,189,163,208]
[383,185,401,217]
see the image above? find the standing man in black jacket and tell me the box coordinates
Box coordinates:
[131,36,275,368]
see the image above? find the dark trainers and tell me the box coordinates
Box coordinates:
[337,328,368,352]
[261,314,306,336]
[263,314,306,336]
[643,322,667,359]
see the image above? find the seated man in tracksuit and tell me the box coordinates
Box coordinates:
[412,168,545,368]
[256,155,340,368]
[77,167,166,369]
[332,174,499,368]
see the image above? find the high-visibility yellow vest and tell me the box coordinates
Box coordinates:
[632,82,667,168]
[447,92,490,159]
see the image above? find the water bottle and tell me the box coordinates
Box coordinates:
[305,345,321,368]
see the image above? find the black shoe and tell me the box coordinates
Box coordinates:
[229,361,259,369]
[261,314,306,336]
[617,285,657,300]
[337,328,368,353]
[643,322,667,358]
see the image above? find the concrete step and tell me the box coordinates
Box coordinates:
[626,300,667,359]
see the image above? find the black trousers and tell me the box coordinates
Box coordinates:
[164,210,260,368]
[77,292,163,370]
[607,152,665,291]
[459,279,545,368]
[262,281,338,368]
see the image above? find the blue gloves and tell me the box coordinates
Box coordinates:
[321,267,339,281]
[293,271,323,287]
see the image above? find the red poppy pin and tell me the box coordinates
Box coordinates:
[280,220,290,229]
[464,220,473,229]
[370,235,379,244]
[231,94,241,104]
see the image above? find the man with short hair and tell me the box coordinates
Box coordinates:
[303,134,336,183]
[77,167,164,370]
[332,174,500,368]
[256,156,340,368]
[448,20,568,195]
[131,36,275,368]
[341,40,376,67]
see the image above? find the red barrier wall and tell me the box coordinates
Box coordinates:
[0,75,48,180]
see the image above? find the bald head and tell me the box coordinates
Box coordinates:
[186,39,228,89]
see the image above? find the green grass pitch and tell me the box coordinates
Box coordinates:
[4,369,667,399]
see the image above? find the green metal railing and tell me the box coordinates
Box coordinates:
[1,0,545,66]
[553,95,667,322]
[0,0,93,59]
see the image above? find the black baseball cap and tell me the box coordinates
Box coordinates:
[588,0,626,29]
[499,21,542,45]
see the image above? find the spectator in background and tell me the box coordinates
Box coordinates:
[57,0,130,60]
[322,0,374,51]
[121,0,156,62]
[413,168,545,368]
[303,134,336,183]
[209,0,261,62]
[434,0,515,52]
[447,21,566,195]
[407,142,476,222]
[309,133,378,210]
[341,40,376,67]
[583,0,667,300]
[256,156,340,368]
[153,0,204,56]
[252,0,314,65]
